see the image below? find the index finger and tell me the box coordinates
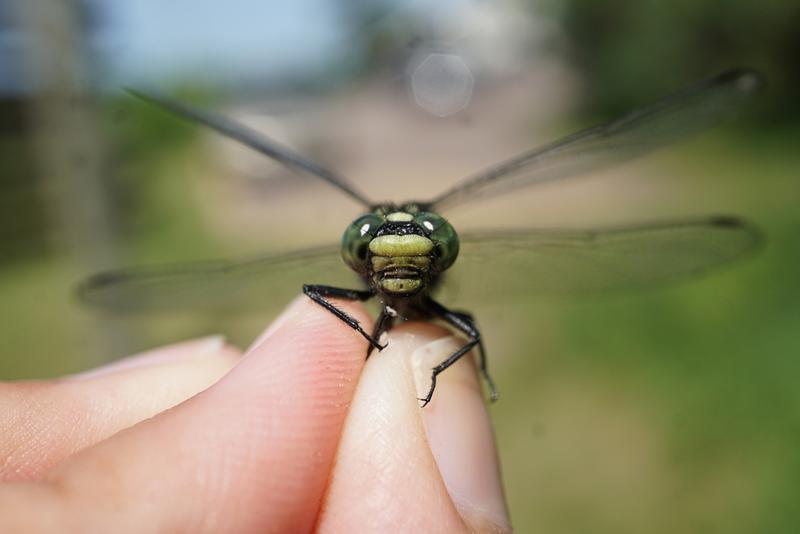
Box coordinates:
[0,296,372,533]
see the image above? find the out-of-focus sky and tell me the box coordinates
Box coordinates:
[0,0,350,91]
[96,0,348,84]
[1,0,541,92]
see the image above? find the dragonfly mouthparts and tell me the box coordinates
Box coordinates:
[380,267,421,279]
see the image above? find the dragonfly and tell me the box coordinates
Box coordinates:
[79,68,764,406]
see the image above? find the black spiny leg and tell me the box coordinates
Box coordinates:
[419,298,498,407]
[367,306,394,358]
[450,309,498,402]
[303,284,385,351]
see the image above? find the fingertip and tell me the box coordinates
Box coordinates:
[318,322,467,531]
[246,295,372,355]
[319,321,510,532]
[227,295,372,414]
[416,336,511,532]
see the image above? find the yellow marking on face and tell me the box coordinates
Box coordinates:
[369,234,433,257]
[386,212,414,222]
[381,278,422,293]
[371,255,430,272]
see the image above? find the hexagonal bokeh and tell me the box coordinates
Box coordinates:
[410,52,474,117]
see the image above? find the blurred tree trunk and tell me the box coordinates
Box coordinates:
[13,0,130,363]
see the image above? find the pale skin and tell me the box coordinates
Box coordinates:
[0,297,510,533]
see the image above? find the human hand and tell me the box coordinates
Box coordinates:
[0,297,510,532]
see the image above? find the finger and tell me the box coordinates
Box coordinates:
[0,296,372,533]
[0,336,240,481]
[317,322,510,533]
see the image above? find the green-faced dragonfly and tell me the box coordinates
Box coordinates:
[79,68,764,406]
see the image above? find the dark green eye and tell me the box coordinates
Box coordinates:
[341,213,384,273]
[414,212,459,271]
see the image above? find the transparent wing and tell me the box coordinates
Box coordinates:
[127,89,373,207]
[78,245,361,313]
[438,216,762,306]
[428,69,764,211]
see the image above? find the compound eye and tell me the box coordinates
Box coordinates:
[414,212,443,235]
[413,212,459,271]
[341,214,383,273]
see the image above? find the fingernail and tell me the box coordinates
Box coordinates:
[67,335,227,380]
[413,336,511,531]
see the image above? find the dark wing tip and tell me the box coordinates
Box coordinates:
[74,271,121,305]
[709,215,745,228]
[124,87,151,102]
[714,68,767,94]
[124,88,179,112]
[73,277,98,306]
[124,88,179,116]
[707,214,766,255]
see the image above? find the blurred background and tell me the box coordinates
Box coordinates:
[1,0,798,531]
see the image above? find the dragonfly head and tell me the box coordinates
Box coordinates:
[341,205,459,296]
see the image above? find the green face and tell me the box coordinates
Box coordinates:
[341,208,459,294]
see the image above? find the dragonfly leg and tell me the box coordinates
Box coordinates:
[420,299,498,407]
[449,309,498,402]
[303,284,385,351]
[367,307,394,358]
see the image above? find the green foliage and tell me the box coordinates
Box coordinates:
[543,0,800,122]
[0,100,49,262]
[99,88,210,239]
